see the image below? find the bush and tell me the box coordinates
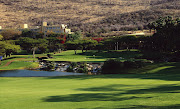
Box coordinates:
[67,66,74,72]
[101,59,123,74]
[79,62,87,68]
[168,52,180,62]
[47,54,52,58]
[77,67,88,73]
[124,60,144,68]
[134,61,145,68]
[141,51,164,62]
[13,50,29,55]
[71,62,77,68]
[76,62,88,73]
[44,61,55,71]
[101,59,145,74]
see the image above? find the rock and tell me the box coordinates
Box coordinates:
[88,67,92,71]
[88,72,92,75]
[89,65,93,68]
[97,66,101,69]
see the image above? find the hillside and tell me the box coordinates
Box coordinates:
[0,0,180,32]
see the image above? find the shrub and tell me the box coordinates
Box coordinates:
[70,62,77,68]
[134,61,145,68]
[168,52,180,62]
[44,61,55,71]
[141,51,164,62]
[47,54,52,58]
[76,62,88,73]
[77,67,88,73]
[79,62,87,68]
[67,66,74,72]
[101,59,145,74]
[101,59,123,74]
[124,60,144,68]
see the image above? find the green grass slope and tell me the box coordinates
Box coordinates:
[47,50,142,62]
[0,72,180,109]
[0,53,46,70]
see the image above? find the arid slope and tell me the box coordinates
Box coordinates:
[0,0,180,31]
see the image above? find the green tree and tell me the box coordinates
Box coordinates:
[147,16,179,52]
[65,40,82,54]
[80,40,98,53]
[66,31,82,41]
[0,42,5,56]
[1,29,21,40]
[120,36,138,51]
[0,43,5,65]
[0,35,3,40]
[102,38,115,51]
[46,37,65,52]
[21,29,35,38]
[18,37,48,58]
[96,42,104,52]
[0,41,20,58]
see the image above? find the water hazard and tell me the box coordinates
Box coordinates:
[0,70,85,77]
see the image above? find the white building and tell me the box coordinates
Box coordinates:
[41,22,72,34]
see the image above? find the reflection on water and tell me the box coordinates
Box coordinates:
[0,70,85,77]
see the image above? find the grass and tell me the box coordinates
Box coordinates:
[0,53,46,70]
[1,50,141,70]
[0,50,180,109]
[0,61,38,70]
[129,62,180,74]
[0,66,180,109]
[0,49,170,71]
[47,50,142,62]
[0,50,59,70]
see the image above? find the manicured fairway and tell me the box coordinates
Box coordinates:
[47,50,142,62]
[1,72,180,109]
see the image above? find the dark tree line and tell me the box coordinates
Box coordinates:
[147,16,180,52]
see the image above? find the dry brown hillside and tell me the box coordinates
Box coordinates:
[0,0,180,32]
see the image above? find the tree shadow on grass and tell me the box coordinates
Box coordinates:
[54,50,142,60]
[90,104,180,109]
[43,93,151,102]
[43,84,179,102]
[77,51,142,59]
[77,84,180,94]
[124,85,180,94]
[77,84,132,92]
[1,57,17,61]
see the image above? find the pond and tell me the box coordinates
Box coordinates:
[0,70,85,77]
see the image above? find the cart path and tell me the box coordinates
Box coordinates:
[0,58,26,68]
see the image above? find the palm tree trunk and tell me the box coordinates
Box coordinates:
[74,50,77,54]
[33,47,36,58]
